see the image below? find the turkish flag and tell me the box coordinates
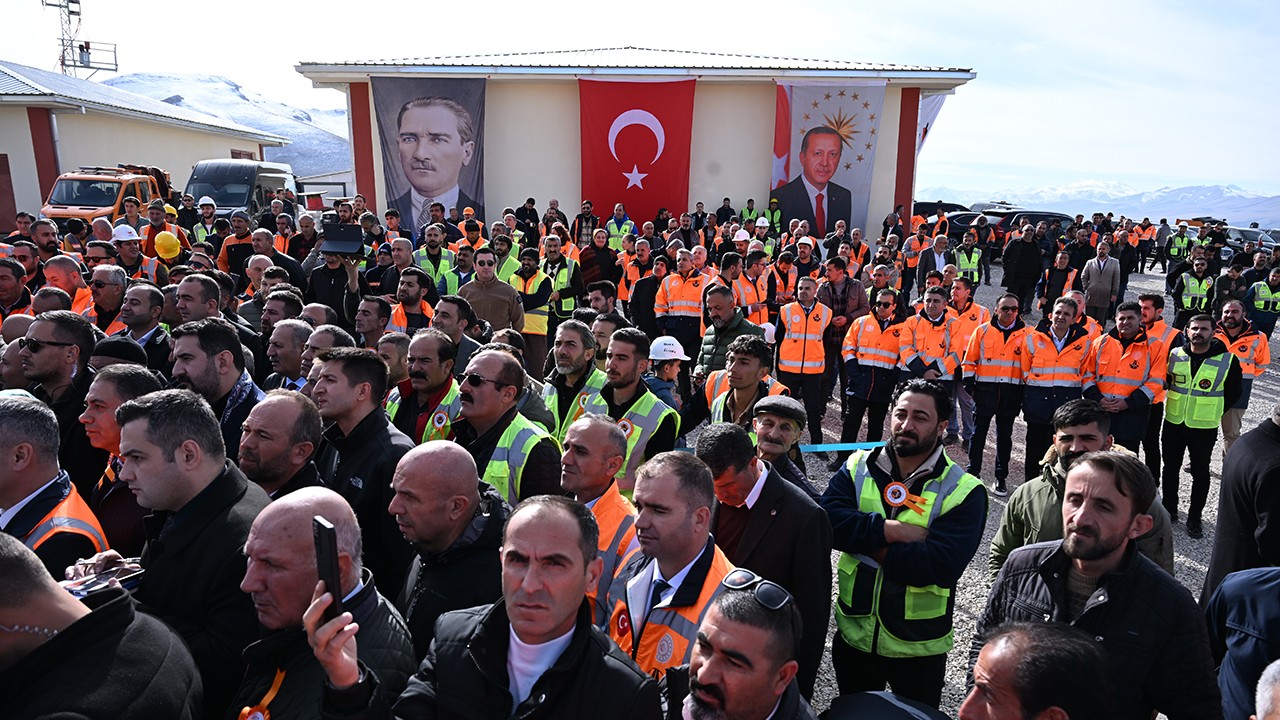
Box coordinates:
[772,83,792,190]
[579,79,695,226]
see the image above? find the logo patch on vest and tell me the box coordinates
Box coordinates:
[655,633,675,664]
[1199,378,1213,389]
[432,411,448,429]
[884,481,927,514]
[349,476,364,489]
[1129,361,1140,369]
[617,612,631,637]
[617,418,634,438]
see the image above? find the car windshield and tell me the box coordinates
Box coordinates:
[186,165,257,208]
[47,179,121,207]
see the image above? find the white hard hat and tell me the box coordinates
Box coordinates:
[755,217,770,228]
[762,322,777,344]
[198,195,216,207]
[649,336,690,361]
[111,224,140,242]
[734,229,751,241]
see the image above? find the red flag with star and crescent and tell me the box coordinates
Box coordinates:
[579,79,696,224]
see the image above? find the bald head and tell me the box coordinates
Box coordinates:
[1,315,34,344]
[241,487,362,630]
[388,441,483,553]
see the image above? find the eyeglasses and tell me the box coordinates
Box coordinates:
[875,301,894,308]
[91,280,122,289]
[85,256,110,263]
[722,568,793,611]
[997,306,1020,312]
[475,260,495,267]
[18,337,76,353]
[460,373,510,389]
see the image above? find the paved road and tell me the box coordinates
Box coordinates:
[789,265,1276,716]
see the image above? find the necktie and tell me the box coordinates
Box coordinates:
[418,196,434,224]
[815,192,826,236]
[648,578,670,618]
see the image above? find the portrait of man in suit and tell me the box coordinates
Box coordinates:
[391,96,486,232]
[772,126,853,237]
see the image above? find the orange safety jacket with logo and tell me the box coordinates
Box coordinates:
[655,271,705,320]
[21,478,108,556]
[771,265,799,307]
[1077,316,1103,343]
[1021,320,1092,425]
[842,313,906,403]
[1146,320,1182,404]
[82,305,127,336]
[588,482,640,626]
[949,301,992,354]
[732,273,770,326]
[606,537,734,677]
[901,311,960,377]
[386,301,434,335]
[904,235,931,269]
[1082,329,1166,408]
[777,301,832,374]
[1216,322,1271,409]
[962,320,1030,384]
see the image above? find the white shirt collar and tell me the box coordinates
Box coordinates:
[0,476,60,530]
[740,461,769,509]
[129,324,160,345]
[410,185,461,219]
[653,542,709,609]
[800,175,828,202]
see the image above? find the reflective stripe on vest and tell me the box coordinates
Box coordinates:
[834,450,981,658]
[778,302,830,374]
[542,368,608,442]
[413,248,455,282]
[512,271,551,335]
[386,301,434,335]
[23,486,107,554]
[481,413,557,505]
[956,248,981,280]
[544,258,578,314]
[1165,348,1231,429]
[1180,274,1211,311]
[1252,282,1280,313]
[1090,336,1161,401]
[615,392,680,483]
[385,380,462,443]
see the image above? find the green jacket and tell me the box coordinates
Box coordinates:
[988,445,1174,578]
[694,310,764,376]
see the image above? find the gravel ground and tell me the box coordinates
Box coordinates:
[767,265,1278,717]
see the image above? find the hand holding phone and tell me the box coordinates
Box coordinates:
[313,516,344,623]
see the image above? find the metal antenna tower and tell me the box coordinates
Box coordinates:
[42,0,117,77]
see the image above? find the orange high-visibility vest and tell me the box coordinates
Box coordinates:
[949,301,991,353]
[901,313,960,376]
[589,483,639,626]
[703,370,788,406]
[1022,327,1090,389]
[1083,331,1166,404]
[904,235,931,268]
[655,272,705,319]
[22,484,107,554]
[1215,327,1270,381]
[386,301,434,334]
[777,302,831,374]
[1146,320,1181,403]
[81,305,127,336]
[842,314,905,368]
[963,322,1031,384]
[732,273,769,326]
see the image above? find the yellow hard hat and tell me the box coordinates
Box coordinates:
[164,204,177,216]
[154,231,181,260]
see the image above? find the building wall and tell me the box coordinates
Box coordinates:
[359,77,911,230]
[55,111,259,193]
[0,107,43,216]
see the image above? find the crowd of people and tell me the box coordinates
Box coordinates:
[1,193,1278,720]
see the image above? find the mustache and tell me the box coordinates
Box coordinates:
[409,161,437,171]
[689,678,725,708]
[459,392,474,404]
[408,371,428,380]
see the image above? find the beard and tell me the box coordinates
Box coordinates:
[687,679,728,720]
[1063,523,1126,561]
[891,426,939,457]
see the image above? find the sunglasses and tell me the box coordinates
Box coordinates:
[875,301,894,308]
[998,306,1020,312]
[18,337,76,353]
[91,280,121,289]
[460,373,510,389]
[85,256,110,263]
[475,260,496,267]
[722,568,793,611]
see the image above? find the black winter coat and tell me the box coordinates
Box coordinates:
[322,601,663,720]
[974,541,1222,720]
[134,461,271,720]
[396,483,510,659]
[1202,418,1280,602]
[316,409,418,601]
[0,587,202,719]
[225,570,417,720]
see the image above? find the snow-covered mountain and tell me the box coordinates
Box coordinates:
[919,183,1280,227]
[102,73,350,178]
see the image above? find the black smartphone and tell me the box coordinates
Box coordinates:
[313,516,344,623]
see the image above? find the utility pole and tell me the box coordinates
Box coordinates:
[42,0,117,78]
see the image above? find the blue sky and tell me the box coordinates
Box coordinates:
[7,0,1276,194]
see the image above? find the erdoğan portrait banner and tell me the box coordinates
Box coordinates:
[771,81,886,237]
[579,79,696,229]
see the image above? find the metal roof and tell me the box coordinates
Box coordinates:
[297,46,974,82]
[0,61,288,145]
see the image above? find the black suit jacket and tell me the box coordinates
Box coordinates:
[715,465,832,698]
[917,248,957,286]
[392,188,486,234]
[771,176,853,236]
[114,325,173,377]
